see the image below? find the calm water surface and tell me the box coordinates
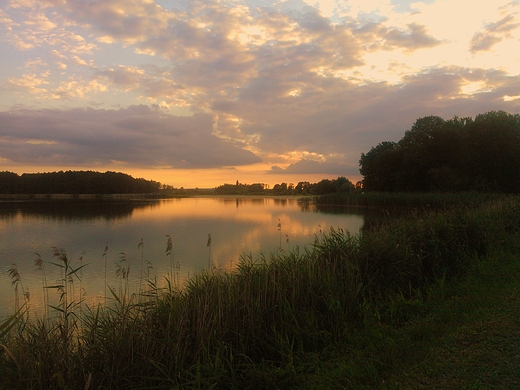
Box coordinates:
[0,197,365,319]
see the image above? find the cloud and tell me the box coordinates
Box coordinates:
[384,23,442,51]
[96,66,145,91]
[0,106,261,168]
[470,14,520,52]
[47,1,362,89]
[63,0,172,45]
[268,159,359,175]
[352,21,442,52]
[3,6,97,54]
[213,66,520,171]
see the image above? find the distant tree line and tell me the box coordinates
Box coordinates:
[359,110,520,193]
[214,177,355,195]
[0,170,161,194]
[214,181,267,195]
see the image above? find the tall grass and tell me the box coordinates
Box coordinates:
[207,233,212,269]
[7,264,24,313]
[1,196,520,389]
[102,243,108,307]
[138,238,144,298]
[312,191,509,210]
[34,254,49,319]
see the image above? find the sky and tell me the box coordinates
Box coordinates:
[1,0,519,188]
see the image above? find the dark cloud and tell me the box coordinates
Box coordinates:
[65,0,170,42]
[352,21,442,52]
[385,23,443,51]
[470,14,520,52]
[469,34,502,53]
[0,106,260,168]
[214,66,520,169]
[95,66,144,89]
[295,7,332,33]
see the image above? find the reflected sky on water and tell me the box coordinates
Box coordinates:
[0,197,365,319]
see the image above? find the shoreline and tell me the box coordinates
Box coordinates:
[0,193,314,202]
[0,193,159,200]
[191,194,312,200]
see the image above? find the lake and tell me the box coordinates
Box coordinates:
[0,196,365,319]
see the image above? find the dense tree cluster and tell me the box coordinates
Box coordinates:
[0,170,161,194]
[214,181,267,195]
[214,177,355,195]
[359,111,520,193]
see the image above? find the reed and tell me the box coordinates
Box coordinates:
[207,233,212,270]
[277,218,282,250]
[102,243,108,307]
[165,234,173,281]
[7,264,24,313]
[138,238,144,299]
[115,252,130,303]
[1,195,519,389]
[34,254,49,319]
[78,253,85,322]
[46,248,87,346]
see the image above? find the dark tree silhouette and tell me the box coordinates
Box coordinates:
[359,111,520,193]
[0,171,161,194]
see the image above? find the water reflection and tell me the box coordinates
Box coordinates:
[216,197,270,207]
[309,201,408,233]
[0,197,365,319]
[0,200,159,221]
[214,197,302,208]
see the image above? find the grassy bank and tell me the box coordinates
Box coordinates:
[1,196,520,389]
[313,191,510,210]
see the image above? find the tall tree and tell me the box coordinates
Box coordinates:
[397,116,447,191]
[464,111,520,193]
[359,141,402,191]
[359,111,520,193]
[0,171,19,193]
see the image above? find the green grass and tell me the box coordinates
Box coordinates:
[1,195,520,389]
[319,256,518,390]
[387,250,520,390]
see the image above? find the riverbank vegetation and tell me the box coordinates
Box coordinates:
[214,176,356,196]
[312,191,511,210]
[1,194,519,389]
[0,171,163,195]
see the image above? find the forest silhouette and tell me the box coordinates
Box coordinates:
[359,110,520,193]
